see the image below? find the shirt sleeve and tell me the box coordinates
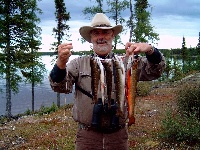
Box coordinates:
[50,64,66,83]
[146,48,162,64]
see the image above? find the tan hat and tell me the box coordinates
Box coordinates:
[79,13,123,43]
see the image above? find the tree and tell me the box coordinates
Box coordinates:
[51,0,70,107]
[106,0,129,49]
[0,0,45,118]
[181,36,188,73]
[129,0,159,43]
[83,0,104,20]
[127,0,134,42]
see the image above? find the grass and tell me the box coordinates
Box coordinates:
[0,105,77,149]
[0,73,200,149]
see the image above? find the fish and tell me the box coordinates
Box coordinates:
[102,60,112,108]
[90,57,100,104]
[126,55,138,126]
[95,57,105,104]
[113,56,126,118]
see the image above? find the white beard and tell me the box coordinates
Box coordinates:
[92,39,112,53]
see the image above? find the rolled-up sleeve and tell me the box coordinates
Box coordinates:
[49,60,77,94]
[137,51,166,81]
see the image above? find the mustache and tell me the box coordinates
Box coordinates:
[96,39,107,44]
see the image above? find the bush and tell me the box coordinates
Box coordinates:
[38,102,58,116]
[24,108,32,115]
[177,84,200,120]
[159,112,200,146]
[137,81,152,96]
[159,84,200,147]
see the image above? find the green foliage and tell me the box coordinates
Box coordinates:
[159,85,200,147]
[83,0,104,19]
[0,0,45,117]
[24,108,32,116]
[51,0,71,53]
[137,81,152,96]
[159,111,200,146]
[161,56,184,82]
[183,54,200,72]
[177,85,200,120]
[38,103,58,116]
[131,0,159,44]
[0,116,8,124]
[107,0,129,49]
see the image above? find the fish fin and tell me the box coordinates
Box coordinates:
[128,116,135,126]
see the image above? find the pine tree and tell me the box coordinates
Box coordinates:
[127,0,134,42]
[0,0,45,118]
[106,0,129,49]
[129,0,159,43]
[83,0,104,20]
[51,0,70,107]
[197,32,200,49]
[181,36,188,73]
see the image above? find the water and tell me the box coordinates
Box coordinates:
[0,55,79,116]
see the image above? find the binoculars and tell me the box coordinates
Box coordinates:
[91,98,119,129]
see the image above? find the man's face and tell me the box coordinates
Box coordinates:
[90,29,114,56]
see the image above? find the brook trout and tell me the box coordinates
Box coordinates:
[113,56,125,118]
[90,57,100,104]
[95,57,105,104]
[102,60,112,108]
[126,56,138,126]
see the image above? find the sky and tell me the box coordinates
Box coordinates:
[37,0,200,52]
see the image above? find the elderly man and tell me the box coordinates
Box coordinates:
[49,13,165,150]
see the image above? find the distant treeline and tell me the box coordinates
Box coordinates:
[39,47,200,57]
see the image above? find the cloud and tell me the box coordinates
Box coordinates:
[37,0,200,50]
[150,0,200,19]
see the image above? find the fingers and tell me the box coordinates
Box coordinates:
[125,42,138,56]
[58,43,73,53]
[125,43,151,56]
[57,43,73,65]
[58,43,73,55]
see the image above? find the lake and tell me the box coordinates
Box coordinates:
[0,55,79,116]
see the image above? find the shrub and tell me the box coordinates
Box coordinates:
[159,112,200,146]
[176,84,200,120]
[159,84,200,147]
[38,102,58,116]
[137,81,152,96]
[24,108,32,115]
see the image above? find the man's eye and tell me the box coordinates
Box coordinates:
[103,31,107,34]
[93,32,99,36]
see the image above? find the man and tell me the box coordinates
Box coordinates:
[49,13,165,150]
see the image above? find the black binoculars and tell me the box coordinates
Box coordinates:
[91,98,119,129]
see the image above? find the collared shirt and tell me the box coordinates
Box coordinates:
[49,49,166,125]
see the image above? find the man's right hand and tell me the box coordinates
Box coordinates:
[56,43,73,69]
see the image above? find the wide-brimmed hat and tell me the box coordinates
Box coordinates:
[79,13,123,43]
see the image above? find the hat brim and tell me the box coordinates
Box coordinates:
[79,25,123,43]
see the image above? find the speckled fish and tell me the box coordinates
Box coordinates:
[90,57,100,104]
[95,57,105,104]
[113,56,125,118]
[102,60,112,108]
[126,55,138,126]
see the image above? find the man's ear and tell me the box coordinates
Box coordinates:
[112,31,115,38]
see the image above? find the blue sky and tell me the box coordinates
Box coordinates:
[38,0,200,51]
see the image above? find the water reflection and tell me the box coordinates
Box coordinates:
[0,55,79,116]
